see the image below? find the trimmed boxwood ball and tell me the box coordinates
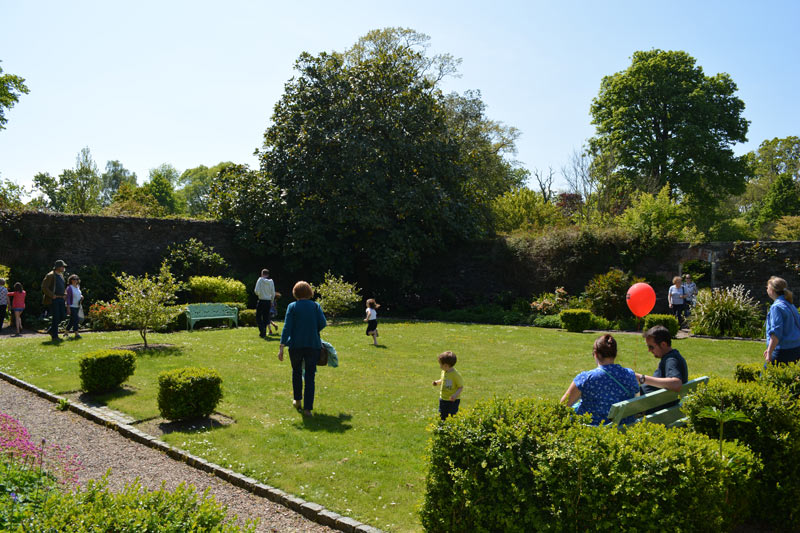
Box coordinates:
[238,309,256,327]
[559,308,593,332]
[421,397,759,533]
[78,349,136,394]
[157,367,223,421]
[643,313,679,337]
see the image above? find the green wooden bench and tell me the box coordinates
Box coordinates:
[605,376,709,428]
[186,303,239,331]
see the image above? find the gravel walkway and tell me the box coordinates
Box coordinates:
[0,378,336,533]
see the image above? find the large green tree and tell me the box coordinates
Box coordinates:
[177,162,233,217]
[257,28,518,283]
[0,61,29,131]
[589,49,749,208]
[100,160,137,206]
[142,164,180,214]
[738,136,800,217]
[32,147,103,213]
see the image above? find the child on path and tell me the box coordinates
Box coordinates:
[364,298,380,346]
[432,351,464,420]
[65,274,84,339]
[7,282,26,336]
[268,292,281,335]
[0,279,7,334]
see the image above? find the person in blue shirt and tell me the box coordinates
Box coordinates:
[278,281,327,416]
[764,276,800,365]
[561,334,638,425]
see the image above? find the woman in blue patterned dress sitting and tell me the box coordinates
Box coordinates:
[560,334,639,425]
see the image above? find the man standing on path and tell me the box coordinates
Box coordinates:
[254,268,275,338]
[42,259,68,342]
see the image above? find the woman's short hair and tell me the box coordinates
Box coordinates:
[68,274,79,283]
[593,334,617,359]
[292,281,313,300]
[672,276,682,284]
[768,276,794,305]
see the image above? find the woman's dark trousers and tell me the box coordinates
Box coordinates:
[289,347,319,411]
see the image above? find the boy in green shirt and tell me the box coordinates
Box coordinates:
[432,351,464,420]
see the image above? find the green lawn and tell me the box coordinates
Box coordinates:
[0,321,763,531]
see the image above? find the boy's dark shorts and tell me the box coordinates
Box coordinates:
[439,398,460,420]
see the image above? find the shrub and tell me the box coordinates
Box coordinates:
[559,309,593,332]
[313,271,361,321]
[584,268,645,321]
[238,309,256,326]
[532,314,561,328]
[188,276,246,304]
[87,301,120,331]
[683,379,800,526]
[17,477,253,532]
[643,313,679,337]
[590,313,613,330]
[421,397,759,532]
[162,238,229,282]
[78,350,136,394]
[681,259,711,284]
[159,304,188,332]
[157,367,223,421]
[734,361,800,400]
[529,286,569,315]
[690,285,762,338]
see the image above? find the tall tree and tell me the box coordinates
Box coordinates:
[589,49,749,207]
[258,28,514,283]
[177,162,233,217]
[32,147,102,213]
[100,160,137,206]
[0,61,29,131]
[142,164,180,214]
[738,136,800,216]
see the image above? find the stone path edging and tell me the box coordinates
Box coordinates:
[0,370,383,533]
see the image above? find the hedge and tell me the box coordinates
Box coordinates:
[78,350,136,394]
[187,276,247,304]
[157,367,223,421]
[683,379,800,527]
[734,360,800,400]
[421,397,759,532]
[643,313,679,337]
[559,309,593,332]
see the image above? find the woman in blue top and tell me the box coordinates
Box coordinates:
[764,276,800,365]
[560,334,639,425]
[278,281,327,416]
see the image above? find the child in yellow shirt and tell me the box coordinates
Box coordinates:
[432,351,464,420]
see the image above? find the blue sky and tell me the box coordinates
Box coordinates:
[1,1,798,193]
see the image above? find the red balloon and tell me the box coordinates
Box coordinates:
[626,283,656,317]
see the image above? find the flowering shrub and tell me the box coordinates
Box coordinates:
[0,413,81,486]
[87,301,119,331]
[691,285,762,338]
[530,287,568,315]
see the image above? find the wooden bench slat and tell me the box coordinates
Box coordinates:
[606,376,708,427]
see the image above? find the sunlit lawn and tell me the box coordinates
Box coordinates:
[0,321,763,531]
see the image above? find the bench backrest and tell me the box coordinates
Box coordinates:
[606,376,709,427]
[186,303,238,318]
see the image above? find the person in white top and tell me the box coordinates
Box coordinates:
[254,269,276,337]
[364,298,380,346]
[682,273,698,317]
[65,274,84,339]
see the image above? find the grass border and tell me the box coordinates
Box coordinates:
[0,368,383,533]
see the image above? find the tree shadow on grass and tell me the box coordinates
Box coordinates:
[295,412,353,433]
[113,344,183,357]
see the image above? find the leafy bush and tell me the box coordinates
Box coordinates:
[158,304,189,332]
[13,477,253,532]
[683,379,800,526]
[313,271,361,321]
[162,238,229,282]
[0,263,10,279]
[416,305,527,325]
[157,367,223,421]
[73,262,121,308]
[78,350,136,394]
[643,313,679,337]
[87,301,120,331]
[734,361,800,400]
[773,215,800,240]
[690,285,762,338]
[529,286,568,315]
[584,268,645,321]
[589,313,613,330]
[532,314,561,328]
[238,309,256,327]
[559,309,593,332]
[681,259,711,284]
[421,397,759,532]
[615,185,691,243]
[188,276,246,304]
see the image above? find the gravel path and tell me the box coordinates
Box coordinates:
[0,378,336,533]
